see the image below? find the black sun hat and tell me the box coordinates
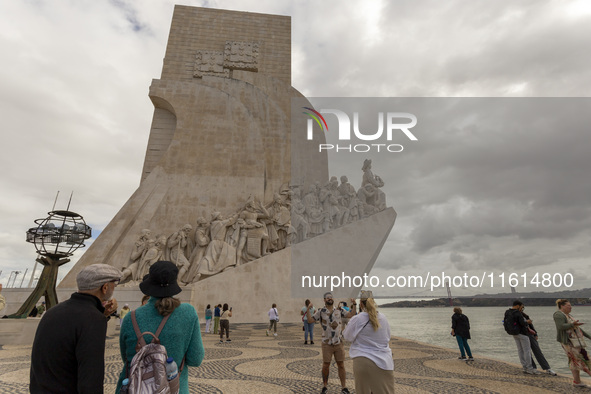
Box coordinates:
[139,261,182,298]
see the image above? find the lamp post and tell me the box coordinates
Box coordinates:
[8,209,91,318]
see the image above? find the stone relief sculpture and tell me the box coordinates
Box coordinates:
[184,217,210,283]
[290,187,309,243]
[302,183,325,237]
[196,212,238,278]
[361,159,387,211]
[120,229,154,283]
[137,235,167,280]
[165,224,193,284]
[236,197,270,262]
[263,193,292,252]
[124,159,389,285]
[338,175,359,223]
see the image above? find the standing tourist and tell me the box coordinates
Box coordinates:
[30,264,121,393]
[307,292,357,394]
[521,308,556,375]
[119,304,130,323]
[504,300,540,374]
[205,304,212,333]
[37,302,46,317]
[213,304,221,334]
[117,261,204,393]
[554,299,591,388]
[451,307,473,361]
[219,303,233,343]
[267,303,279,337]
[343,290,394,394]
[302,299,316,345]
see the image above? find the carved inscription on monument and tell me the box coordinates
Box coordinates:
[193,50,229,78]
[193,41,259,78]
[223,41,259,71]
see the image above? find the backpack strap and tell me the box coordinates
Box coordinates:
[131,310,171,349]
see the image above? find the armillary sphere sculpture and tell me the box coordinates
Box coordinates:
[8,209,91,318]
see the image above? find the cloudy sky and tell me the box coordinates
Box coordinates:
[1,1,590,295]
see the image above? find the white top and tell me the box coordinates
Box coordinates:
[268,307,279,320]
[220,309,232,321]
[343,311,394,370]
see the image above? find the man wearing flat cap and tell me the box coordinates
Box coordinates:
[30,264,121,393]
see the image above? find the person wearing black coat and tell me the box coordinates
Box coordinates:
[451,307,473,361]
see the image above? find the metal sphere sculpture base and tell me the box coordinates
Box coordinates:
[8,255,71,319]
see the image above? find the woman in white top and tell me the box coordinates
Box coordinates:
[343,290,394,394]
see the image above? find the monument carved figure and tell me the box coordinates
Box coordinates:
[302,183,325,237]
[236,198,271,263]
[263,193,292,252]
[361,159,387,212]
[120,229,154,283]
[290,187,309,243]
[338,175,359,223]
[166,224,193,284]
[185,217,211,283]
[196,212,238,278]
[137,235,166,280]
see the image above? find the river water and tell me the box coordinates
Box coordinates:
[380,305,591,376]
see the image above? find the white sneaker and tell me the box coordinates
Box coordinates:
[573,381,590,388]
[525,369,541,375]
[545,369,557,376]
[266,330,269,336]
[273,333,277,337]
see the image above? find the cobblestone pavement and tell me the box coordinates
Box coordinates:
[1,323,590,393]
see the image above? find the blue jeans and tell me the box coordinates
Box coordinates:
[304,321,314,341]
[456,335,472,358]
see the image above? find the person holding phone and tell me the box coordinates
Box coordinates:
[219,303,233,343]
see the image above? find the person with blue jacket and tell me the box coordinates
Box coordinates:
[116,261,204,393]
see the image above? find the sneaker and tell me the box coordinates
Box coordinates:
[310,341,314,345]
[468,357,474,361]
[321,387,328,394]
[274,333,278,337]
[304,341,308,344]
[266,329,269,336]
[226,339,231,342]
[573,381,590,388]
[342,388,350,394]
[545,369,556,376]
[458,356,466,360]
[219,340,223,344]
[525,369,541,375]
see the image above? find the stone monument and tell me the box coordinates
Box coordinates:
[58,5,396,322]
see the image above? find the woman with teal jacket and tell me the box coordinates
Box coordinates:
[117,261,204,393]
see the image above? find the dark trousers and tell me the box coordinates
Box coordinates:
[220,319,230,339]
[528,335,550,370]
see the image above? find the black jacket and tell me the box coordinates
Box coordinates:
[451,313,471,339]
[30,292,108,393]
[505,308,530,336]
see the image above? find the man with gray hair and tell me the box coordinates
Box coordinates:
[30,264,122,393]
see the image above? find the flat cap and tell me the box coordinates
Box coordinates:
[76,264,122,291]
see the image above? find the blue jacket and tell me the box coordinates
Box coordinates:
[117,297,204,393]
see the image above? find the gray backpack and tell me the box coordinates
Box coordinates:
[126,311,184,394]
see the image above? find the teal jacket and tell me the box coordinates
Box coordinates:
[553,310,591,345]
[117,297,204,393]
